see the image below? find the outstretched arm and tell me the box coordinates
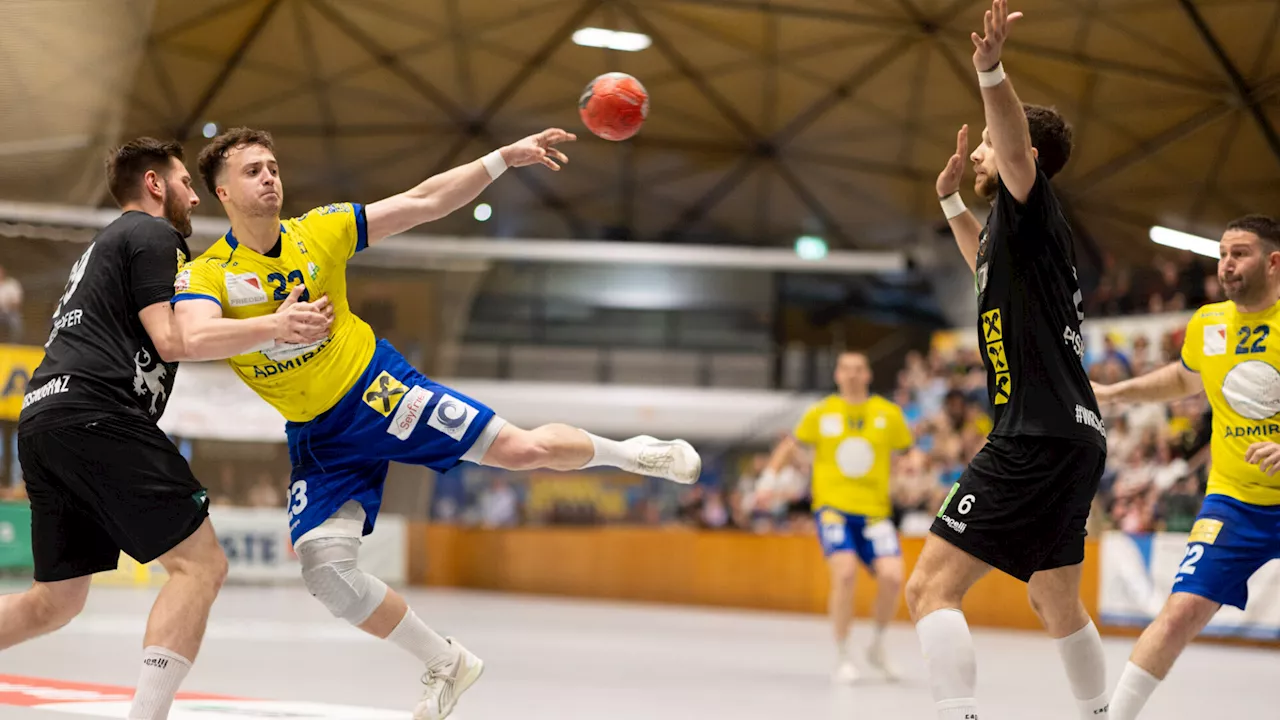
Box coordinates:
[1093,361,1204,407]
[172,286,332,362]
[972,0,1037,203]
[364,129,577,245]
[936,124,984,273]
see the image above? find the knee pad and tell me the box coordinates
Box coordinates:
[297,536,388,626]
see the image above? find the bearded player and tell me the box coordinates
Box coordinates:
[903,2,1110,719]
[758,351,911,684]
[1092,214,1280,719]
[172,126,700,720]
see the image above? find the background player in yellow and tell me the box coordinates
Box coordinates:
[1092,214,1280,720]
[757,351,912,683]
[172,127,702,720]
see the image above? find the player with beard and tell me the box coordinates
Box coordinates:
[1092,215,1280,719]
[174,126,702,720]
[2,138,331,719]
[903,2,1110,719]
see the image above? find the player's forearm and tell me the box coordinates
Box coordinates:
[947,210,984,274]
[764,437,799,475]
[980,68,1034,174]
[1096,361,1195,405]
[400,154,500,224]
[180,315,280,362]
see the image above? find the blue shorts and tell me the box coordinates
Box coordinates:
[814,507,901,569]
[1172,494,1280,611]
[284,339,499,544]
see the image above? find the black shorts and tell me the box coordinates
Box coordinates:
[18,414,209,583]
[930,434,1105,583]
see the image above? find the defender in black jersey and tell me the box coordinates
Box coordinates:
[904,3,1111,720]
[2,138,330,720]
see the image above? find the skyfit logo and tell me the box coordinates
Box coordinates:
[939,514,967,534]
[143,657,168,670]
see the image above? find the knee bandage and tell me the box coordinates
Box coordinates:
[297,536,388,626]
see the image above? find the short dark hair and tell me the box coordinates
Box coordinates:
[1024,104,1072,180]
[197,127,276,196]
[1227,214,1280,251]
[105,138,185,207]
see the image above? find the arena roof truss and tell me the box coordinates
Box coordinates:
[1,0,1278,264]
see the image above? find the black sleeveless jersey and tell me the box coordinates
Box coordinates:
[972,168,1106,448]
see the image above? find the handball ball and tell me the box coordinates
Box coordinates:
[578,72,649,141]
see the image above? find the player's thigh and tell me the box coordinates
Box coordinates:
[50,416,210,566]
[1168,494,1277,611]
[815,508,859,559]
[358,366,501,471]
[826,551,858,587]
[905,532,991,618]
[855,517,902,578]
[18,428,122,583]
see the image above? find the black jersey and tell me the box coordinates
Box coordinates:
[973,167,1105,448]
[19,211,190,431]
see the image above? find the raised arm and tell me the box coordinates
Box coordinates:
[364,129,576,246]
[971,0,1037,203]
[936,125,985,273]
[172,285,331,362]
[1092,361,1204,407]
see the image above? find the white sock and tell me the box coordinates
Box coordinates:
[916,609,979,719]
[579,432,634,470]
[127,646,191,720]
[1055,620,1110,718]
[386,608,454,664]
[1107,661,1160,720]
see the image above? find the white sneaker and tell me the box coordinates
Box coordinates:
[626,435,702,484]
[833,657,861,685]
[866,641,900,682]
[414,637,484,720]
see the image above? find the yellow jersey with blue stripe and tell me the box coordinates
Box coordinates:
[173,202,374,423]
[1181,298,1280,506]
[793,394,912,519]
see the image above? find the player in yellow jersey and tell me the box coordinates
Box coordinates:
[172,127,702,720]
[758,351,912,683]
[1092,214,1280,719]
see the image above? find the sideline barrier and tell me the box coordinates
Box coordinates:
[413,524,1099,631]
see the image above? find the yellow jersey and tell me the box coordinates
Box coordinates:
[793,394,913,518]
[174,203,376,423]
[1181,298,1280,506]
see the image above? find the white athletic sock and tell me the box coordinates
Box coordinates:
[1107,662,1160,720]
[1055,620,1110,718]
[127,646,191,720]
[916,609,979,719]
[579,432,634,470]
[387,608,455,664]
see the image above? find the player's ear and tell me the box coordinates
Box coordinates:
[1030,146,1039,161]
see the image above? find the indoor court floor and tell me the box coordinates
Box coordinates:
[0,584,1271,720]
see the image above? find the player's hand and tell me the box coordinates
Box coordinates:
[500,128,576,171]
[1090,381,1113,405]
[1245,442,1280,475]
[274,284,331,344]
[937,125,969,197]
[972,0,1022,72]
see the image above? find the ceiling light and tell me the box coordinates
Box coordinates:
[572,28,651,52]
[1149,225,1218,258]
[795,235,828,261]
[202,122,219,139]
[474,203,492,222]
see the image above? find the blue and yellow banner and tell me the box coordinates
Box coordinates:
[0,344,44,422]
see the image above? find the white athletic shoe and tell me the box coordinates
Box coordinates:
[833,657,861,684]
[414,637,484,720]
[865,641,900,682]
[626,435,702,484]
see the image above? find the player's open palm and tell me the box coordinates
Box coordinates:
[938,125,969,197]
[972,0,1022,71]
[1246,442,1280,475]
[501,128,577,171]
[274,284,332,344]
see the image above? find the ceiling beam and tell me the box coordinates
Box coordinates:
[176,0,284,139]
[1176,0,1280,170]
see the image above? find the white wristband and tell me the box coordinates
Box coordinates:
[940,192,967,219]
[978,61,1006,88]
[481,150,507,181]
